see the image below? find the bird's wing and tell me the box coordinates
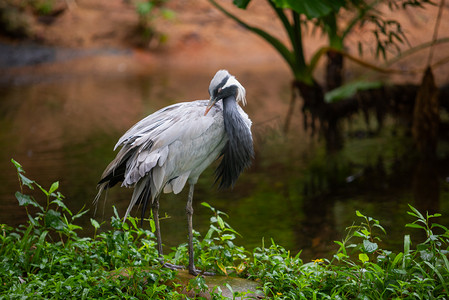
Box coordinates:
[116,100,224,189]
[116,101,218,150]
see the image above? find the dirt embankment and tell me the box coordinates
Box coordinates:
[1,0,449,86]
[0,0,291,79]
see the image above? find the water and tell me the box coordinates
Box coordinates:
[1,63,448,262]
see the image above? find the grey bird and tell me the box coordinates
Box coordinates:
[95,69,254,275]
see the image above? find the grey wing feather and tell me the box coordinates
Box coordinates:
[118,101,218,186]
[96,100,227,220]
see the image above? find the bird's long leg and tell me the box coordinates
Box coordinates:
[186,184,196,275]
[152,195,183,270]
[186,184,214,276]
[151,196,163,256]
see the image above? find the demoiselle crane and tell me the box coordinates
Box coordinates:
[95,70,254,275]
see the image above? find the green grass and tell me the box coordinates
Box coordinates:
[1,159,448,299]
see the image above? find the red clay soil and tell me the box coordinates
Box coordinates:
[3,0,449,85]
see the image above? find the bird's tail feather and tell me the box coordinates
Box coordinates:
[124,178,152,222]
[93,182,108,216]
[140,180,152,225]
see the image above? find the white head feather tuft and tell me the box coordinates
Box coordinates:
[210,69,247,106]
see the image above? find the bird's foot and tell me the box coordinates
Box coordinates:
[162,262,184,270]
[189,267,215,276]
[161,262,214,276]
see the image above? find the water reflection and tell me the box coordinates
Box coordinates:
[1,67,448,262]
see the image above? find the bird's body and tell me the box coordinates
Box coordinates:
[95,70,253,275]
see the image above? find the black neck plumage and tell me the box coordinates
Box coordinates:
[215,95,254,189]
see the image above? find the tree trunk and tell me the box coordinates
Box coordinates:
[295,80,343,151]
[325,50,344,92]
[412,67,440,159]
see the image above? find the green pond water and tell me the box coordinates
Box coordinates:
[1,65,448,262]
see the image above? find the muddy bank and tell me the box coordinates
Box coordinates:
[0,42,131,68]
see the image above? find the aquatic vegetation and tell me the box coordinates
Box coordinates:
[1,159,448,298]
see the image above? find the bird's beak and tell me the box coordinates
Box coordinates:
[204,98,217,116]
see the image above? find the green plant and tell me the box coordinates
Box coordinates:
[209,0,419,83]
[1,159,181,298]
[2,159,449,298]
[241,206,449,299]
[209,0,449,152]
[33,0,55,15]
[134,0,174,47]
[168,202,249,276]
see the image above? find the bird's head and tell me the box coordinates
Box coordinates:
[205,70,246,116]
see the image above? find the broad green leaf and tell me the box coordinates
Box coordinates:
[49,181,59,194]
[68,224,82,231]
[204,227,214,240]
[359,253,369,263]
[201,202,212,209]
[149,218,156,233]
[128,216,138,229]
[19,173,34,190]
[356,210,364,218]
[51,199,72,215]
[363,239,378,253]
[217,215,225,230]
[44,209,65,231]
[223,227,241,237]
[15,191,43,211]
[233,0,251,9]
[353,231,368,239]
[325,80,383,103]
[334,252,348,261]
[361,229,371,236]
[90,218,100,230]
[220,234,236,241]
